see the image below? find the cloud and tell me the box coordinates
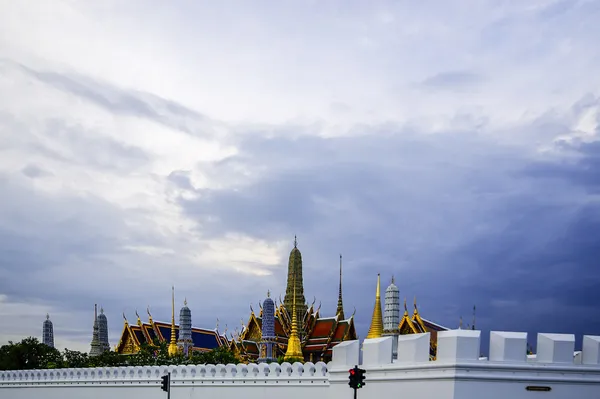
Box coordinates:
[421,71,483,89]
[0,1,599,354]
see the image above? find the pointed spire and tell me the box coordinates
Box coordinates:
[100,306,104,314]
[471,305,476,331]
[284,280,303,360]
[168,286,178,356]
[267,289,270,298]
[366,274,384,338]
[184,297,187,306]
[413,296,418,313]
[46,313,50,320]
[336,253,345,319]
[403,298,408,315]
[90,304,102,356]
[391,275,395,284]
[294,235,297,248]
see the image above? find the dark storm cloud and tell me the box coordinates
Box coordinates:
[523,139,600,192]
[175,121,600,345]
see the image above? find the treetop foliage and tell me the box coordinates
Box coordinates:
[0,337,240,371]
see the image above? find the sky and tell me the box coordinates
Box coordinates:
[0,0,599,354]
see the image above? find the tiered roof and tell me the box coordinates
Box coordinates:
[115,313,227,354]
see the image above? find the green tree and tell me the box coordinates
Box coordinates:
[0,337,63,370]
[63,349,89,368]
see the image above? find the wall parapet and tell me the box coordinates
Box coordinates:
[2,331,600,399]
[0,361,329,386]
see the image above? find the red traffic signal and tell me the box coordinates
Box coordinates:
[348,365,366,390]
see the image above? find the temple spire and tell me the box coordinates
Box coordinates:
[283,236,307,336]
[471,305,476,330]
[366,274,384,338]
[168,286,178,356]
[89,304,102,356]
[336,254,345,319]
[284,282,303,360]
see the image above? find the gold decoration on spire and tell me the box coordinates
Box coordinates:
[413,296,418,313]
[366,274,383,338]
[284,282,303,360]
[184,297,187,306]
[168,286,178,356]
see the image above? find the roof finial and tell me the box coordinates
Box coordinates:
[459,315,463,329]
[267,289,270,297]
[294,235,298,248]
[122,312,127,322]
[284,275,303,360]
[404,298,408,313]
[46,313,50,320]
[471,305,476,331]
[413,296,418,312]
[391,275,395,284]
[336,253,345,319]
[100,306,104,314]
[168,286,178,356]
[366,274,383,338]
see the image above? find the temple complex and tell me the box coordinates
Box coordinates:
[366,275,449,360]
[115,289,227,355]
[230,239,357,363]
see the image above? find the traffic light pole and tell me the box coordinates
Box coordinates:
[167,372,171,399]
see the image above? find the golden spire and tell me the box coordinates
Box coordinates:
[284,282,303,361]
[366,274,383,338]
[168,286,178,356]
[403,298,408,315]
[413,296,418,314]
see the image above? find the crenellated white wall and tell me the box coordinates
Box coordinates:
[2,331,600,399]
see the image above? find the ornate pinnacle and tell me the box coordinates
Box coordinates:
[366,274,383,338]
[168,286,178,357]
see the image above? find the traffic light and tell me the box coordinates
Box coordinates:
[161,373,170,392]
[348,365,366,389]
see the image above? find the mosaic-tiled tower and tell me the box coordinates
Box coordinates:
[89,304,103,356]
[258,290,276,363]
[283,237,308,337]
[97,307,110,352]
[383,276,400,359]
[42,314,54,348]
[178,299,193,356]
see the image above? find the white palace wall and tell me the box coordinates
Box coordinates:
[2,330,600,399]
